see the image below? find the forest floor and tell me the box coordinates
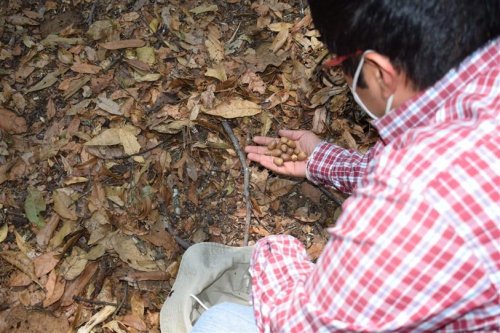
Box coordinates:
[0,0,376,331]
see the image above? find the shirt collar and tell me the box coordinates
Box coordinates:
[372,37,500,144]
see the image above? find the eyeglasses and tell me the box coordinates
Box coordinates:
[324,50,363,68]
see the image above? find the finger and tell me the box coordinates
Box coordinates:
[252,136,277,146]
[278,129,308,140]
[248,153,289,174]
[244,145,270,155]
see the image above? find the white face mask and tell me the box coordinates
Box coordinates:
[350,50,394,120]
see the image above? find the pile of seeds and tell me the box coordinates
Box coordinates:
[267,137,308,166]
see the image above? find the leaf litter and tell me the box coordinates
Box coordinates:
[0,0,377,331]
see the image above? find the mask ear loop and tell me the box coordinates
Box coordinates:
[352,50,395,119]
[352,50,380,120]
[385,94,394,114]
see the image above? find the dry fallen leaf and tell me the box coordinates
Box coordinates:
[294,206,322,223]
[205,25,224,62]
[0,223,8,243]
[43,270,66,307]
[0,107,27,133]
[33,251,60,278]
[84,126,141,155]
[71,62,102,74]
[203,98,262,119]
[267,178,297,198]
[190,4,218,14]
[205,63,227,81]
[111,233,159,272]
[53,189,78,220]
[270,27,290,53]
[96,95,122,115]
[0,250,42,287]
[60,247,89,280]
[100,39,145,50]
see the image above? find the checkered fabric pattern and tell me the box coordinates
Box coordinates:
[250,38,500,332]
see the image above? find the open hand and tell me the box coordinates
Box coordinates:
[245,129,322,178]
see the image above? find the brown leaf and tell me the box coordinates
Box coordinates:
[0,306,70,332]
[111,233,159,271]
[61,261,98,306]
[0,250,42,287]
[7,14,39,26]
[8,271,32,287]
[141,219,179,259]
[312,107,327,134]
[131,291,145,317]
[294,206,321,223]
[53,189,78,220]
[26,70,61,93]
[0,107,27,133]
[60,247,88,280]
[121,314,147,331]
[300,182,322,205]
[100,39,145,50]
[85,126,141,155]
[36,214,60,248]
[203,98,262,119]
[71,62,102,74]
[43,270,66,307]
[205,25,224,62]
[46,98,56,119]
[267,178,297,197]
[0,161,15,185]
[270,28,289,53]
[33,251,60,278]
[96,95,122,115]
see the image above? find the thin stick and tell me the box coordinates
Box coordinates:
[87,0,98,26]
[221,120,252,246]
[159,203,192,250]
[73,296,120,308]
[316,184,344,206]
[113,281,128,316]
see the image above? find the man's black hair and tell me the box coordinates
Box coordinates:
[309,0,500,90]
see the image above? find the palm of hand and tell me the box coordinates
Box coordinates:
[244,130,322,178]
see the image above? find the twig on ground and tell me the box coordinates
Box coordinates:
[159,203,192,250]
[113,281,128,316]
[316,184,344,206]
[87,0,98,26]
[73,296,122,308]
[221,120,252,246]
[227,21,241,45]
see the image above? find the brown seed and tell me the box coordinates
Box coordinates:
[291,154,298,161]
[267,140,277,150]
[270,149,282,157]
[280,144,288,152]
[297,151,307,161]
[280,137,289,144]
[287,140,296,148]
[294,147,301,155]
[273,157,284,166]
[281,153,291,161]
[286,147,294,155]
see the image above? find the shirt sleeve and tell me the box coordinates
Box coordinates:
[306,141,379,194]
[249,172,497,332]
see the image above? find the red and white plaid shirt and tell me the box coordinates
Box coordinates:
[250,38,500,332]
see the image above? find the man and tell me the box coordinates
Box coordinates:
[188,1,499,331]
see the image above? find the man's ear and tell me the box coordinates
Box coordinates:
[364,52,398,99]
